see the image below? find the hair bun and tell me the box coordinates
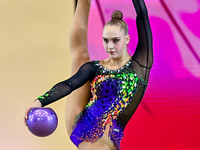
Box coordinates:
[111,10,123,20]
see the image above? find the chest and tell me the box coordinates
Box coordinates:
[90,70,139,98]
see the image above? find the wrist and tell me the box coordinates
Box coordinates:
[34,99,42,107]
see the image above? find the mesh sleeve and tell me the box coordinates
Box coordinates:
[131,0,153,80]
[117,0,153,130]
[36,62,97,107]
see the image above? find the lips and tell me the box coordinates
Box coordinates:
[109,51,115,54]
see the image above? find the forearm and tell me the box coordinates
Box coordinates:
[37,81,73,107]
[132,0,153,68]
[36,62,97,107]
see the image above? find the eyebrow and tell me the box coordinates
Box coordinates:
[103,37,120,39]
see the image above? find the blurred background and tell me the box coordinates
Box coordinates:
[0,0,200,150]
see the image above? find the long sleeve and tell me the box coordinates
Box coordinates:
[132,0,153,80]
[37,62,98,107]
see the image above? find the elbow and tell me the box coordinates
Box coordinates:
[148,54,154,68]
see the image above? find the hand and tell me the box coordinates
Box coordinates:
[24,99,42,126]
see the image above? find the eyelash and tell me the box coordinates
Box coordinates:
[104,39,108,43]
[113,39,119,43]
[103,39,120,43]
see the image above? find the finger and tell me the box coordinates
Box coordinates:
[26,112,28,120]
[25,108,32,119]
[24,111,29,125]
[24,118,27,126]
[24,108,31,125]
[23,115,27,126]
[24,110,28,120]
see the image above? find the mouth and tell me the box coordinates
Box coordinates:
[109,51,115,54]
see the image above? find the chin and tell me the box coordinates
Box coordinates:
[109,55,121,59]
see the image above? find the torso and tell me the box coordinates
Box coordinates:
[70,57,148,150]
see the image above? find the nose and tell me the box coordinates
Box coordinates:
[108,41,114,49]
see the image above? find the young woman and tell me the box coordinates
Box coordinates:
[24,0,153,150]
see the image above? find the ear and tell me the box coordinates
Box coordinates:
[125,35,130,44]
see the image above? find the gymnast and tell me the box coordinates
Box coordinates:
[24,0,153,149]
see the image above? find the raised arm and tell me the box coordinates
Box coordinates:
[132,0,153,79]
[36,62,97,107]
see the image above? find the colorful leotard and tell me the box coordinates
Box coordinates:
[37,0,153,149]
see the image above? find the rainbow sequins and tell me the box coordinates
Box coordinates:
[70,58,147,150]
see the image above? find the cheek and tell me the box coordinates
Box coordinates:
[103,43,108,53]
[103,42,107,48]
[115,41,125,50]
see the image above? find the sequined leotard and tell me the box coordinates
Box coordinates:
[37,0,153,150]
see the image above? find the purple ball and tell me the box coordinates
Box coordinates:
[27,108,58,137]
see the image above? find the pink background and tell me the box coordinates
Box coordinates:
[0,0,199,149]
[88,0,200,149]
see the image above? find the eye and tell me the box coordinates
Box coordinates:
[113,39,119,43]
[103,39,108,43]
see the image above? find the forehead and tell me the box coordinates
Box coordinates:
[103,25,124,38]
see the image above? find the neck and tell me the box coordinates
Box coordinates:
[109,51,131,67]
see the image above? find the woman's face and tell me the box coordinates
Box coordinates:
[103,25,130,59]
